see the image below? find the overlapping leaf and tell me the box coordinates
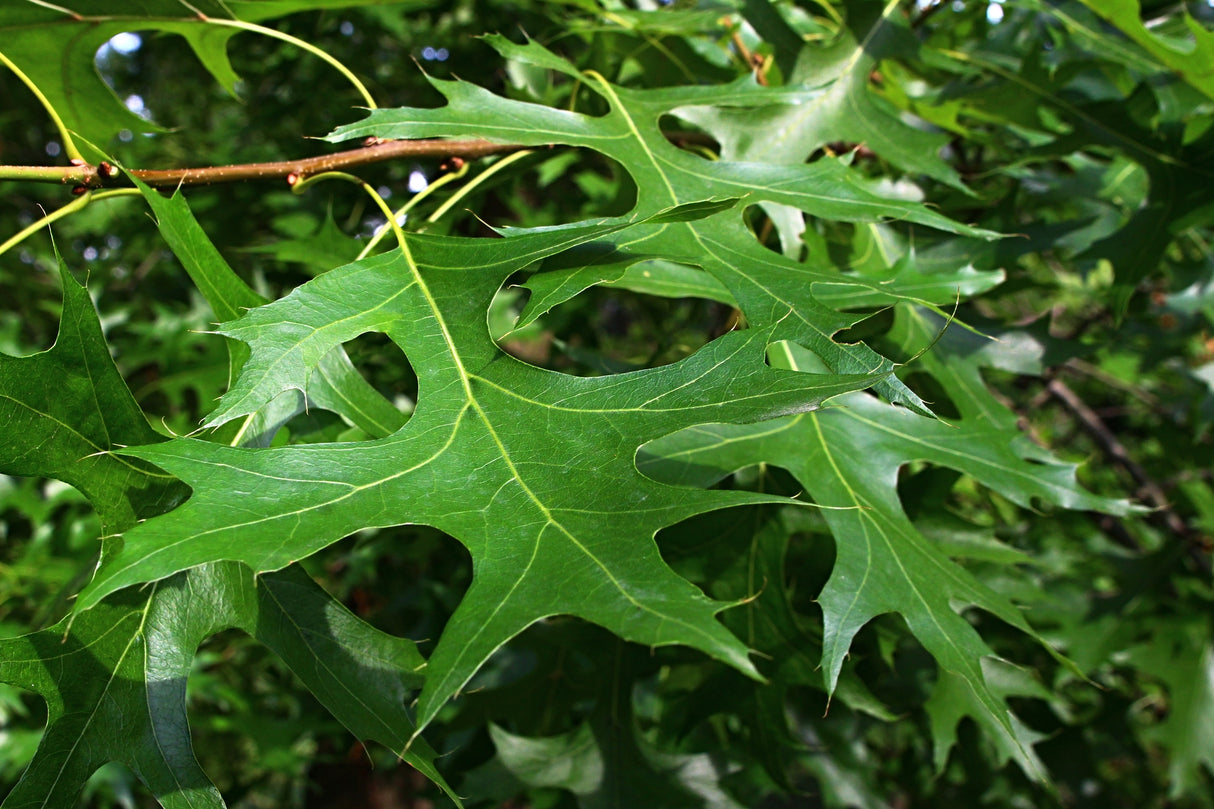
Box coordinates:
[0,563,453,809]
[78,202,889,731]
[0,262,187,535]
[136,180,406,445]
[636,310,1137,780]
[0,0,429,147]
[80,29,1022,754]
[1076,0,1214,102]
[695,0,967,189]
[0,265,453,806]
[488,715,745,809]
[1127,618,1214,796]
[327,34,998,417]
[933,17,1214,313]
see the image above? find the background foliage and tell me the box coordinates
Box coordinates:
[1,0,1212,806]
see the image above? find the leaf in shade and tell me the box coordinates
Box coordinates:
[1126,619,1214,798]
[635,312,1138,781]
[1076,0,1214,101]
[0,0,432,147]
[0,258,454,807]
[0,262,187,534]
[0,563,457,809]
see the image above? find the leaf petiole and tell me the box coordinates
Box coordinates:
[0,189,140,258]
[0,47,84,162]
[355,160,474,260]
[292,171,407,252]
[427,150,534,223]
[202,18,378,110]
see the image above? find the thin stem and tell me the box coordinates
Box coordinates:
[0,139,524,189]
[0,164,97,184]
[0,195,92,258]
[203,18,378,110]
[428,150,534,223]
[356,161,472,260]
[293,171,407,252]
[0,48,83,162]
[0,189,142,258]
[1046,377,1189,538]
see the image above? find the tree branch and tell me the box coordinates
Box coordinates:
[0,138,528,191]
[1045,377,1210,574]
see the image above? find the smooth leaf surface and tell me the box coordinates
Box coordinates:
[6,1,1206,802]
[79,208,887,731]
[137,181,406,442]
[328,35,1000,416]
[0,562,454,809]
[0,262,186,535]
[0,262,452,806]
[637,313,1137,780]
[681,0,968,190]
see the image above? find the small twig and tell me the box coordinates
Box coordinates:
[1046,377,1192,541]
[1,131,712,193]
[0,139,526,191]
[1061,358,1162,409]
[290,171,408,252]
[727,28,769,86]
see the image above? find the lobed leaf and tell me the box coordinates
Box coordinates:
[636,315,1137,780]
[79,207,889,731]
[327,37,999,416]
[0,262,187,535]
[0,261,454,806]
[0,0,429,147]
[0,562,454,808]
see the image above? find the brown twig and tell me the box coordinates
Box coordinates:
[1,131,719,193]
[1045,377,1195,544]
[0,138,526,191]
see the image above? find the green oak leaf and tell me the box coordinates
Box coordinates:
[689,0,968,190]
[514,226,1002,332]
[1076,0,1214,102]
[238,209,363,277]
[1126,618,1214,798]
[136,180,406,444]
[0,0,430,147]
[925,657,1054,777]
[0,261,187,535]
[655,503,895,792]
[489,718,746,809]
[327,34,1001,418]
[0,260,454,806]
[0,562,455,809]
[936,34,1214,314]
[1062,106,1214,315]
[76,207,887,732]
[636,315,1138,781]
[482,636,746,809]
